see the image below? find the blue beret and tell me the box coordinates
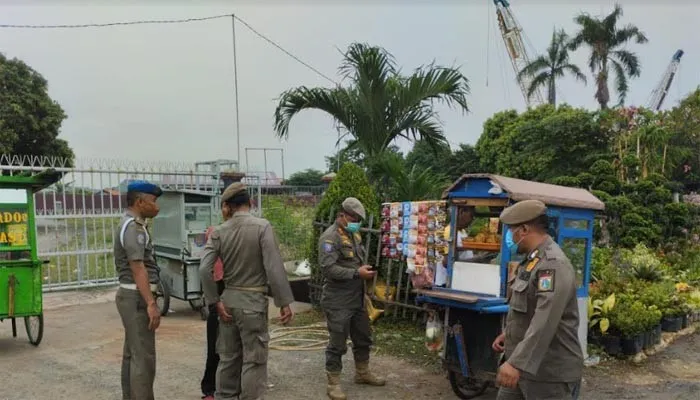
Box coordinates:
[127,180,162,197]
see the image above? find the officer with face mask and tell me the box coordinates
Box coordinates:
[318,197,386,400]
[491,200,583,400]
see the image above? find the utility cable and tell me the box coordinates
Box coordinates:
[0,13,337,85]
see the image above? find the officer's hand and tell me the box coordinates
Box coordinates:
[358,265,377,280]
[147,303,161,331]
[492,332,505,353]
[279,305,294,325]
[496,361,520,389]
[216,301,233,322]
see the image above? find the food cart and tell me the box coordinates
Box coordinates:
[152,189,216,320]
[414,174,604,399]
[0,169,63,347]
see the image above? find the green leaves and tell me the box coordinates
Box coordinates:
[588,293,616,334]
[0,52,73,160]
[273,42,470,158]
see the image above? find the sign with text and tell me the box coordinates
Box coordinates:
[0,208,29,248]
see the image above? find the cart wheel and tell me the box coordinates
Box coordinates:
[156,280,171,317]
[188,298,204,312]
[448,371,489,399]
[200,299,209,321]
[24,314,44,346]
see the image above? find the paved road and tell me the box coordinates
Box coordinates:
[1,288,699,400]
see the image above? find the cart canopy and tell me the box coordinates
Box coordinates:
[442,173,605,211]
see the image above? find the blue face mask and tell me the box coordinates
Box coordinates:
[505,229,516,249]
[346,222,361,233]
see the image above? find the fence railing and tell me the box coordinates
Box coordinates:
[0,155,326,292]
[309,210,426,320]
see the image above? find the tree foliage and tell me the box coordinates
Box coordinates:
[475,104,610,181]
[285,168,325,186]
[273,42,470,158]
[569,4,648,108]
[517,29,586,106]
[0,52,74,160]
[305,162,379,278]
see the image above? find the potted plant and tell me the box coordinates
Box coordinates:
[612,300,647,356]
[662,295,685,332]
[644,305,663,349]
[588,294,619,353]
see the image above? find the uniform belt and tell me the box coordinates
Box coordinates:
[228,285,268,293]
[120,283,158,292]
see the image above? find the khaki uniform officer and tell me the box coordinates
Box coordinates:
[492,200,583,400]
[319,197,385,400]
[199,182,295,400]
[114,180,163,400]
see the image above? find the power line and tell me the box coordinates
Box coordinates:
[0,13,337,84]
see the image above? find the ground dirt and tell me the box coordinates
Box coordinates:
[1,288,698,400]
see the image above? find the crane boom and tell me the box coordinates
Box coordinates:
[647,49,684,111]
[493,0,545,107]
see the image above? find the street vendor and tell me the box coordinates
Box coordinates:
[491,200,583,400]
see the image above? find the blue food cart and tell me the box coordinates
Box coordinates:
[414,174,604,399]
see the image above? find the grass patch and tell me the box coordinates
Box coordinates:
[280,309,441,372]
[262,195,316,261]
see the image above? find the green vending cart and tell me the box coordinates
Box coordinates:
[0,169,62,346]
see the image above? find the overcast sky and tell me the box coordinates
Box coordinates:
[1,0,698,179]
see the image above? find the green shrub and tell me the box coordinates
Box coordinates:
[305,163,379,280]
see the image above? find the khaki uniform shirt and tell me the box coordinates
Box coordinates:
[199,212,294,313]
[114,210,160,284]
[318,222,366,310]
[504,236,583,382]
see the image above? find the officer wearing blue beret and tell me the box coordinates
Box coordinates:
[114,180,163,400]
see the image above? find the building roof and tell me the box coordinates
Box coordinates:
[442,173,606,211]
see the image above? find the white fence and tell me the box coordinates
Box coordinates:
[0,155,326,292]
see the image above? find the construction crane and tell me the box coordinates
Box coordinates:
[493,0,545,107]
[647,49,684,111]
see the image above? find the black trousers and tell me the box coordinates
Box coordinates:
[201,281,225,396]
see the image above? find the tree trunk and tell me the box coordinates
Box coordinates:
[548,76,556,106]
[595,67,610,109]
[662,144,668,174]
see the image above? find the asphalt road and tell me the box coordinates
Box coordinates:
[1,288,699,400]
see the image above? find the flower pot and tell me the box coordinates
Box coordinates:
[661,316,683,332]
[682,314,690,329]
[600,335,622,356]
[651,324,662,345]
[621,334,644,355]
[642,330,653,350]
[588,330,602,347]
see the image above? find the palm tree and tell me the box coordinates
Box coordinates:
[517,29,586,106]
[273,43,470,159]
[569,4,648,109]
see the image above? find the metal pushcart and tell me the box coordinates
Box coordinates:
[151,189,217,320]
[415,174,603,399]
[0,169,63,346]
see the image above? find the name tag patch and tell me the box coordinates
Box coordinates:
[537,269,555,292]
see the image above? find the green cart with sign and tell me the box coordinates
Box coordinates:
[0,169,62,346]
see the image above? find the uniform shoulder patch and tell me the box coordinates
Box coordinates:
[136,233,146,245]
[524,257,541,272]
[323,241,334,253]
[537,269,555,292]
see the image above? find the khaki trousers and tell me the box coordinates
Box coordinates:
[116,288,156,400]
[216,307,269,400]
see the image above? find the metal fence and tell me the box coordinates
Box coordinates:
[0,155,324,292]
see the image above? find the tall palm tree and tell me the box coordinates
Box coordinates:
[517,29,586,106]
[569,4,648,109]
[273,43,470,158]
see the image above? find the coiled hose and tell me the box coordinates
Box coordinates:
[269,322,330,351]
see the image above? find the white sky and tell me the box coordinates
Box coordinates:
[1,0,698,178]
